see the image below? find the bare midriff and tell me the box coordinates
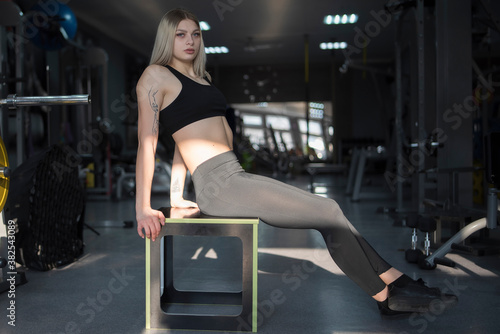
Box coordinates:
[172,115,233,174]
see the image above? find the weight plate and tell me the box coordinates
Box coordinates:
[0,136,9,212]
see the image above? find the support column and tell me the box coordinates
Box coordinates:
[415,0,426,212]
[331,61,352,164]
[435,0,473,207]
[0,28,7,140]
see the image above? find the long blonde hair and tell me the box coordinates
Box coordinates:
[149,8,210,80]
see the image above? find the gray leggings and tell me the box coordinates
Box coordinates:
[191,151,392,296]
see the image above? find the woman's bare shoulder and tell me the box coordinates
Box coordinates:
[137,64,176,91]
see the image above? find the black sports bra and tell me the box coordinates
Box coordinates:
[159,65,227,136]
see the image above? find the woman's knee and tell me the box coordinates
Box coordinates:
[327,200,348,225]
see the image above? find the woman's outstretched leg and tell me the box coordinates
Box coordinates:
[192,151,458,314]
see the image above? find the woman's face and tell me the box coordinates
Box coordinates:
[173,19,201,63]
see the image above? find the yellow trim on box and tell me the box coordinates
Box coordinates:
[252,222,259,332]
[146,217,260,331]
[145,238,150,329]
[165,218,259,225]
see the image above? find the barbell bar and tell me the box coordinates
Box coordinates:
[0,93,91,212]
[0,94,90,109]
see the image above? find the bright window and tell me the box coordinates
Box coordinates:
[243,128,266,147]
[302,135,326,159]
[241,114,263,126]
[265,115,290,131]
[274,131,295,151]
[298,120,322,136]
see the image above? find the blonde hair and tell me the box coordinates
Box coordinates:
[149,8,210,80]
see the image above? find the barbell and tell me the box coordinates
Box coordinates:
[0,94,90,108]
[0,93,91,212]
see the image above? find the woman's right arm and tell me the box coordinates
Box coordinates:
[135,67,165,241]
[170,144,198,208]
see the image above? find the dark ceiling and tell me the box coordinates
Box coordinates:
[66,0,396,67]
[11,0,500,70]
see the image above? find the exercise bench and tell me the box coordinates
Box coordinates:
[145,207,260,332]
[346,146,388,201]
[305,163,346,192]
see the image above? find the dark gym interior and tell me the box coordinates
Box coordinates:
[1,0,500,333]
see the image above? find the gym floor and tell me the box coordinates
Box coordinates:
[0,173,499,334]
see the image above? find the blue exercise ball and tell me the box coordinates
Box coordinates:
[27,0,78,51]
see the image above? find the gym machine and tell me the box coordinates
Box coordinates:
[0,94,90,292]
[378,0,481,217]
[405,133,500,270]
[0,0,92,290]
[376,0,440,215]
[418,188,498,270]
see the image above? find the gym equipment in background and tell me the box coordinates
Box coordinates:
[404,214,422,263]
[403,213,455,269]
[0,1,22,27]
[0,135,10,212]
[26,0,78,51]
[0,135,27,292]
[416,133,500,270]
[4,144,86,271]
[0,94,90,108]
[0,91,90,289]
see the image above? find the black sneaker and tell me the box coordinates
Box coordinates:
[377,300,413,318]
[388,278,458,313]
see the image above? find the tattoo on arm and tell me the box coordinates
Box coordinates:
[171,178,181,194]
[148,87,159,134]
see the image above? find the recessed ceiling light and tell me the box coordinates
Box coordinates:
[205,46,229,54]
[323,14,358,25]
[200,21,211,31]
[320,42,348,50]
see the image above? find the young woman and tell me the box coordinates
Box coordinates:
[135,8,457,316]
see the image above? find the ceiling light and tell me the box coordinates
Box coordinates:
[205,46,229,54]
[309,108,324,119]
[320,42,348,50]
[200,21,211,31]
[323,14,358,25]
[309,102,324,109]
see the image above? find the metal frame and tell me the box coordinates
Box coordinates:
[0,94,90,108]
[415,0,427,212]
[146,215,259,332]
[424,188,498,267]
[435,0,473,206]
[346,147,388,201]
